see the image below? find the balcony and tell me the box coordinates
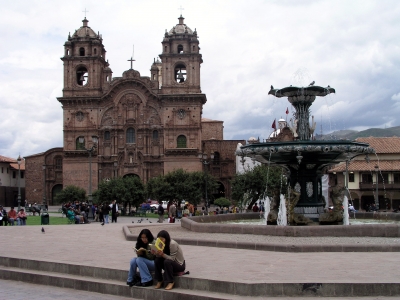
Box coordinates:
[359,181,400,190]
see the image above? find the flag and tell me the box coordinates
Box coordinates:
[286,107,289,114]
[272,119,276,130]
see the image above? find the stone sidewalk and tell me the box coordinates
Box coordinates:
[1,216,400,285]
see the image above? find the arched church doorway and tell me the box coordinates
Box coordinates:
[52,184,63,205]
[212,182,225,202]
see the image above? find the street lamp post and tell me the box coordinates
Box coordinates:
[198,152,214,214]
[375,165,379,210]
[79,136,98,206]
[17,155,22,212]
[42,165,47,211]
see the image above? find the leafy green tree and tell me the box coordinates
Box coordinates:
[96,177,145,211]
[231,165,287,210]
[54,185,87,204]
[146,169,218,206]
[214,197,231,208]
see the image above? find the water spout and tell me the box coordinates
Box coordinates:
[277,194,287,226]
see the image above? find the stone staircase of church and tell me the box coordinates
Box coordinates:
[0,257,399,298]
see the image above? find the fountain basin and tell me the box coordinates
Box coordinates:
[181,213,400,237]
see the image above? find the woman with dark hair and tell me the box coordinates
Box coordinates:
[152,230,186,290]
[127,229,156,287]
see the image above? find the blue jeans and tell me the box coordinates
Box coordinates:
[104,214,109,223]
[127,257,155,283]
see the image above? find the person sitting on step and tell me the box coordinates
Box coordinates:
[127,228,156,287]
[153,230,186,291]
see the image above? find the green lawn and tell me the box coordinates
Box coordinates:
[25,215,71,226]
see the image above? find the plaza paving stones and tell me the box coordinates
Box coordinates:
[1,214,400,298]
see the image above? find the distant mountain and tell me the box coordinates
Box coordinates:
[316,126,400,140]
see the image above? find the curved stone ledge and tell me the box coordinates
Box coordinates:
[180,212,400,237]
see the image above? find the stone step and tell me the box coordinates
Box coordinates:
[0,265,264,300]
[1,257,400,298]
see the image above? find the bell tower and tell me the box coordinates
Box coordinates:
[61,18,111,97]
[159,15,202,94]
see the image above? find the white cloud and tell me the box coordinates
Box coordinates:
[1,0,400,157]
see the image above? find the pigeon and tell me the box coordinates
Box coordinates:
[146,218,148,220]
[101,222,104,226]
[132,221,135,223]
[41,227,45,233]
[308,81,315,86]
[149,221,152,223]
[270,85,274,90]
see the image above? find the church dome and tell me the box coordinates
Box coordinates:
[168,15,193,35]
[73,18,98,38]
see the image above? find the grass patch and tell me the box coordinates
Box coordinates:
[25,216,70,226]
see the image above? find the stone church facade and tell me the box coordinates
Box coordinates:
[25,16,244,205]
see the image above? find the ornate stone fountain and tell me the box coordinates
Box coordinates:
[237,85,375,224]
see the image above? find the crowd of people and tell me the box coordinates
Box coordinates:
[62,200,119,225]
[0,205,27,226]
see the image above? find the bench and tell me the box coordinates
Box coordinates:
[25,206,42,216]
[130,208,147,217]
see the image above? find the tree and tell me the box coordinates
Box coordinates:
[54,185,87,204]
[146,169,218,206]
[96,177,145,210]
[231,165,287,210]
[214,197,231,208]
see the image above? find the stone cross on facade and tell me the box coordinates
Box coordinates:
[178,5,184,15]
[127,57,135,70]
[82,8,89,18]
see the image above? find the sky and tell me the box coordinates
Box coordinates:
[1,0,400,159]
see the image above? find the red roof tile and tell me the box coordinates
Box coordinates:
[330,160,400,172]
[355,137,400,154]
[0,155,17,163]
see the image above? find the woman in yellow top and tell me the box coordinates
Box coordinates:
[152,230,185,290]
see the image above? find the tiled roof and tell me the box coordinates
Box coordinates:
[0,155,17,163]
[10,162,25,171]
[329,160,400,172]
[356,137,400,154]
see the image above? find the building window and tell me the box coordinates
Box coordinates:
[361,173,372,183]
[21,171,24,179]
[213,152,220,165]
[177,44,183,53]
[104,131,111,140]
[55,158,62,170]
[378,172,388,183]
[126,128,135,143]
[79,47,85,56]
[177,135,187,148]
[13,171,16,178]
[175,63,186,83]
[349,173,354,182]
[94,48,97,55]
[153,130,158,140]
[1,167,3,173]
[394,173,400,183]
[76,137,85,150]
[76,66,88,86]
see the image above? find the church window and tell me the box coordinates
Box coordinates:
[55,157,62,170]
[94,48,97,55]
[79,47,85,56]
[126,128,135,143]
[192,45,195,51]
[213,152,220,165]
[104,131,110,140]
[175,63,186,83]
[66,49,70,56]
[164,46,167,52]
[153,130,159,140]
[76,137,85,150]
[177,135,187,148]
[76,67,88,86]
[177,45,183,53]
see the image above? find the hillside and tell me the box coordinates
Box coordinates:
[317,126,400,140]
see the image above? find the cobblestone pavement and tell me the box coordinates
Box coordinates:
[0,279,398,300]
